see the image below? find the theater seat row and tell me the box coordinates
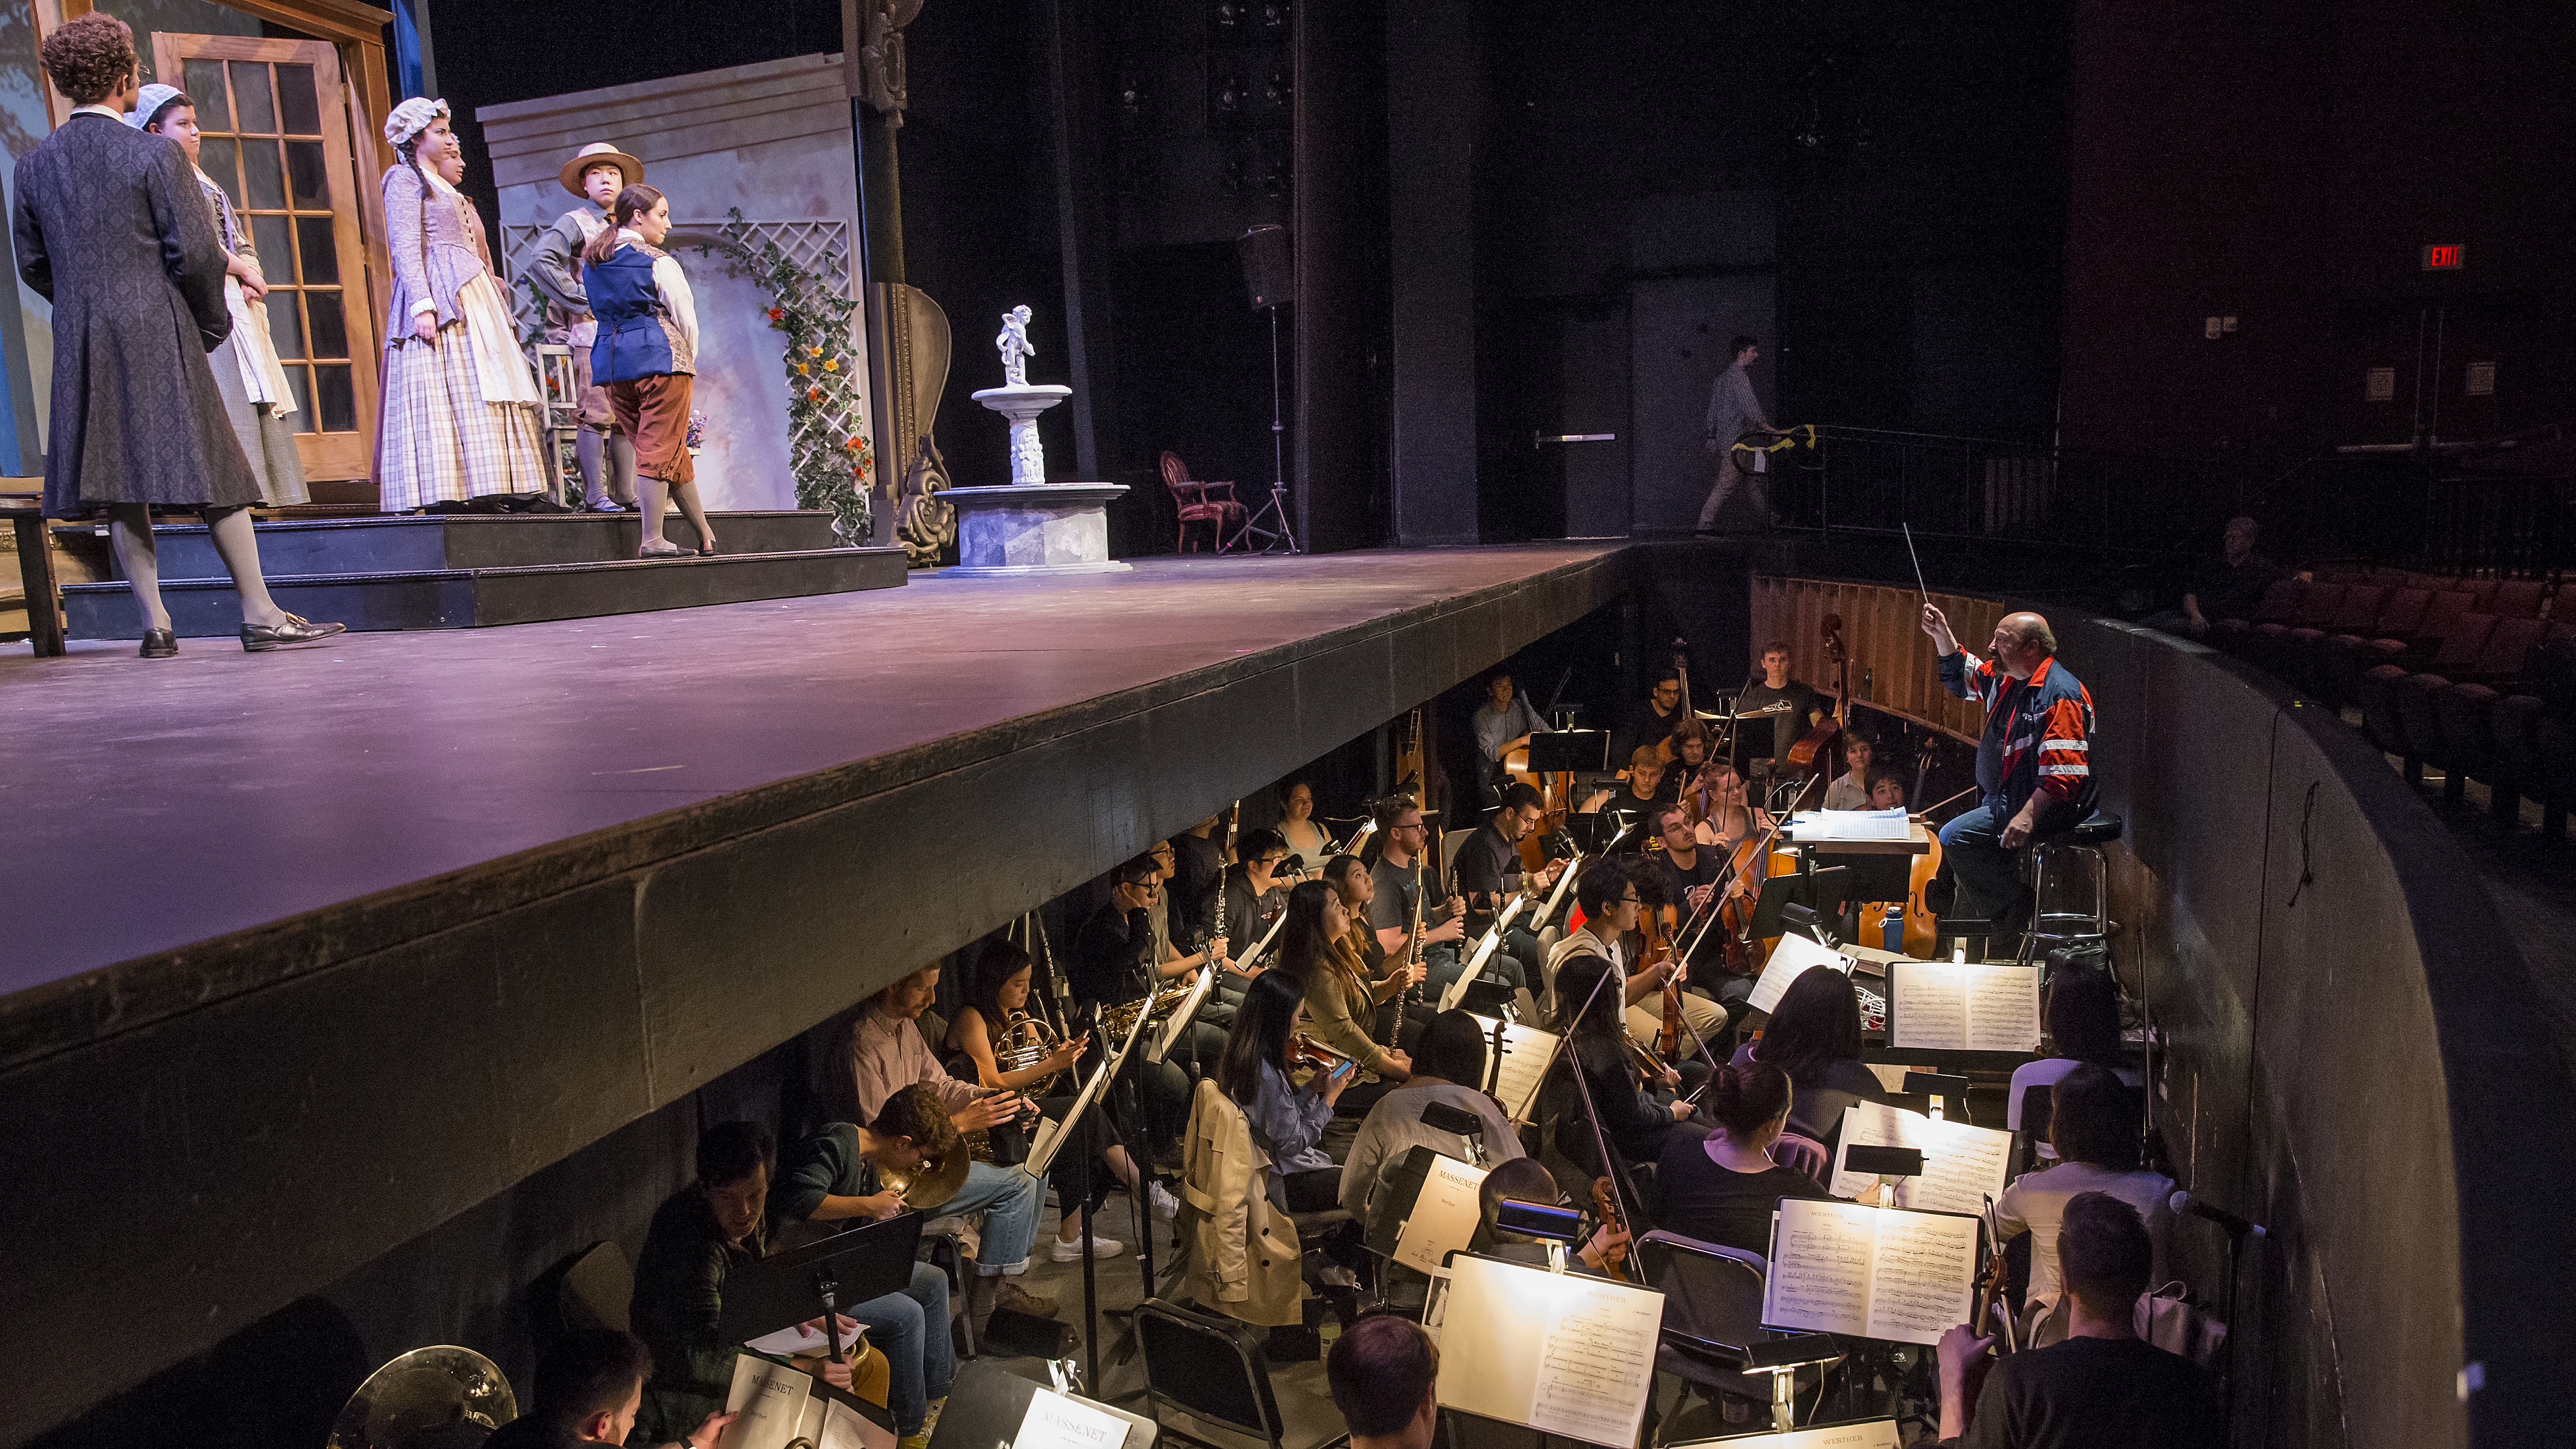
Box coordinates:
[2205,573,2573,827]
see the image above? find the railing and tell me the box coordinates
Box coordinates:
[1772,425,2573,577]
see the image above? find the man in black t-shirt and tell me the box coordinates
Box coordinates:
[1935,1192,2224,1449]
[1735,640,1824,772]
[1613,670,1691,768]
[1453,784,1564,993]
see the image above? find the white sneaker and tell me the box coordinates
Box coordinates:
[1051,1232,1125,1261]
[1149,1182,1181,1220]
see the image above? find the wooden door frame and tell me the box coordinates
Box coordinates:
[35,0,395,489]
[152,33,382,483]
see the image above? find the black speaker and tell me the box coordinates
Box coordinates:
[1237,224,1293,310]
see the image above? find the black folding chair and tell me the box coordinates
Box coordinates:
[1134,1297,1350,1449]
[1632,1230,1841,1442]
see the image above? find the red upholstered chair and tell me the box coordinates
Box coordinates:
[2361,611,2494,762]
[2283,584,2385,699]
[1159,450,1247,553]
[2425,618,2552,804]
[2321,588,2429,708]
[2488,579,2547,621]
[2394,616,2542,785]
[2211,579,2304,658]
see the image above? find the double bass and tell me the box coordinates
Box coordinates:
[1784,613,1849,785]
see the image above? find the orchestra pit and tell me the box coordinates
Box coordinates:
[0,5,2565,1449]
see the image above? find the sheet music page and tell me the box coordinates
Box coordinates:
[1795,808,1913,842]
[1472,1015,1561,1124]
[1964,964,2043,1053]
[1012,1387,1132,1449]
[819,1397,894,1449]
[1748,931,1853,1016]
[1908,1118,2012,1216]
[719,1355,814,1449]
[1763,1198,1876,1338]
[1827,1102,1927,1200]
[1828,1104,2009,1216]
[1528,1276,1663,1445]
[1698,1420,1901,1448]
[1394,1153,1490,1274]
[1861,1210,1979,1346]
[1888,962,1969,1052]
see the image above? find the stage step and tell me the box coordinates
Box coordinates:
[53,509,846,578]
[61,546,908,638]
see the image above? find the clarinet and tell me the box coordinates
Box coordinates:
[1207,868,1228,970]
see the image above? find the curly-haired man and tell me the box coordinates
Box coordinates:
[13,11,341,655]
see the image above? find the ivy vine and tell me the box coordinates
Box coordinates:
[700,210,875,545]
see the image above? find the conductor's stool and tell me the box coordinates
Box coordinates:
[2018,812,2122,964]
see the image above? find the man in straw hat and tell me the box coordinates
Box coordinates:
[528,141,644,514]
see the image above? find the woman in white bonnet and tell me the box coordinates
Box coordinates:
[373,95,552,513]
[129,81,306,506]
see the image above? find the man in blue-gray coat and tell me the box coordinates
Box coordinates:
[14,12,339,656]
[1696,336,1773,534]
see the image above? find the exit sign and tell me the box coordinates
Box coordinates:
[2423,243,2465,271]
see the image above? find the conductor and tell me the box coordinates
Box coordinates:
[1919,604,2097,937]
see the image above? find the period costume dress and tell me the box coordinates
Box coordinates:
[588,229,700,484]
[373,100,550,512]
[12,105,263,518]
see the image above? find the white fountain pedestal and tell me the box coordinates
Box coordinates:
[970,383,1074,486]
[944,482,1133,577]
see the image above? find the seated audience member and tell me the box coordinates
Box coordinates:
[769,1088,960,1442]
[1274,877,1416,1086]
[483,1327,734,1449]
[945,938,1178,1253]
[1542,949,1703,1177]
[1996,1065,2173,1319]
[1218,969,1349,1211]
[809,964,1058,1323]
[1823,731,1878,811]
[1338,1010,1526,1230]
[1731,965,1889,1150]
[1325,1315,1444,1449]
[2138,515,2281,639]
[1655,1058,1834,1257]
[1465,1157,1630,1275]
[629,1122,890,1443]
[1936,1193,2223,1448]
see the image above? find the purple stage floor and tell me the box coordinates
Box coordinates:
[0,544,1621,1000]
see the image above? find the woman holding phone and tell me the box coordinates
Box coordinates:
[1217,969,1351,1212]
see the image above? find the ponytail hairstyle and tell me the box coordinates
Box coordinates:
[1704,1059,1792,1139]
[584,183,667,267]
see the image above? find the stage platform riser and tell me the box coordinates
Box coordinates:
[59,547,909,636]
[53,510,847,577]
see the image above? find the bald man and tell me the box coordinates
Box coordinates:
[1920,606,2098,935]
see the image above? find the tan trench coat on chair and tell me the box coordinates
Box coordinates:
[1179,1077,1308,1327]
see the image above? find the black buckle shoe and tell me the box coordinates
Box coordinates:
[241,613,348,652]
[140,628,177,659]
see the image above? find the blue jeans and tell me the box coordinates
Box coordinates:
[1938,796,2025,922]
[940,1160,1045,1273]
[849,1260,954,1434]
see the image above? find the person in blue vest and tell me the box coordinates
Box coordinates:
[582,184,715,559]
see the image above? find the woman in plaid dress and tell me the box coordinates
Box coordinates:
[373,97,549,512]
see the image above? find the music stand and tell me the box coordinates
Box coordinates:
[1749,867,1850,941]
[928,1359,1158,1449]
[719,1212,925,1364]
[1526,730,1610,774]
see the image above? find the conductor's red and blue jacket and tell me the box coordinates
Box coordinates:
[1938,649,2097,826]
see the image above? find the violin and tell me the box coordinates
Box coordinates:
[1289,1032,1355,1076]
[1588,1176,1635,1282]
[1959,1195,2016,1405]
[1642,905,1684,1064]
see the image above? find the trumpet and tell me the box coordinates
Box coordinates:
[1098,981,1196,1040]
[993,1010,1069,1096]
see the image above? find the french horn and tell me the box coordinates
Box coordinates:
[994,1010,1068,1096]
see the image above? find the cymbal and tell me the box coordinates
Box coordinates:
[885,1149,970,1212]
[328,1345,516,1449]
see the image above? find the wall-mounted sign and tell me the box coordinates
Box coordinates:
[2422,244,2465,271]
